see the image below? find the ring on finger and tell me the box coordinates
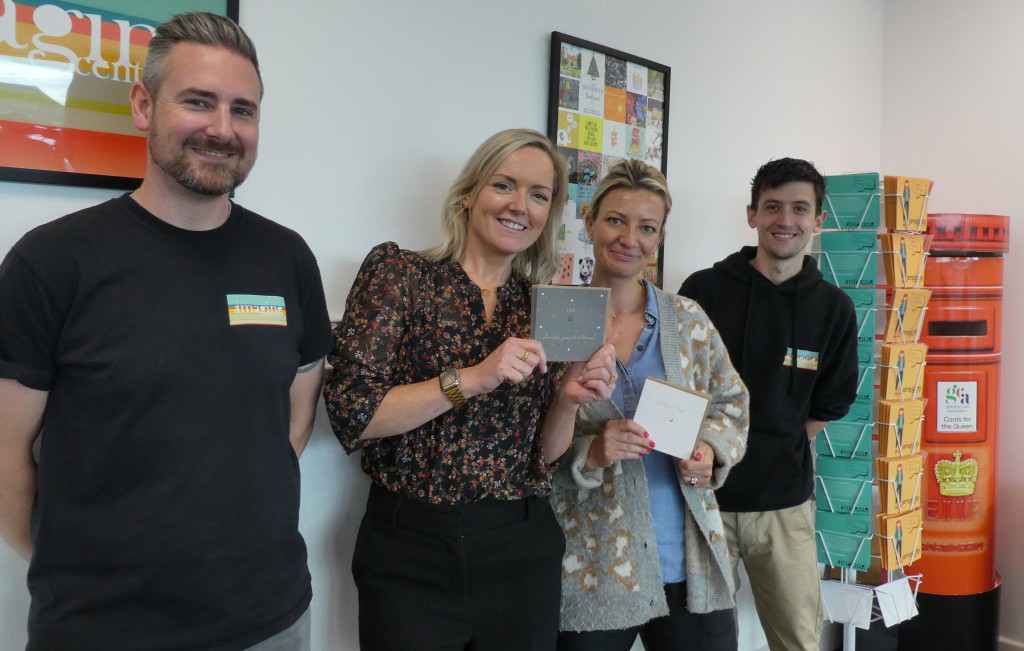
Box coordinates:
[689,476,698,487]
[604,373,617,386]
[521,350,531,362]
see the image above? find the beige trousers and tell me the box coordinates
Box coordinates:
[722,500,823,651]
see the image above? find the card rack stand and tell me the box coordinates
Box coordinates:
[819,422,874,459]
[879,246,930,289]
[830,182,930,648]
[877,472,924,511]
[823,488,926,647]
[855,364,877,399]
[855,307,879,343]
[828,567,923,645]
[817,250,878,289]
[889,570,923,598]
[817,528,872,570]
[876,415,925,458]
[820,176,933,650]
[874,569,924,630]
[882,191,932,233]
[878,526,925,573]
[823,192,881,231]
[815,476,873,516]
[883,304,930,344]
[823,570,872,639]
[879,360,927,401]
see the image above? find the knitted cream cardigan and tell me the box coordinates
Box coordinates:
[552,286,750,632]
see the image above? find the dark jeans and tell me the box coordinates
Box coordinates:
[557,582,737,651]
[353,484,566,651]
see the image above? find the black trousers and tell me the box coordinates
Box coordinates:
[353,484,566,651]
[557,582,737,651]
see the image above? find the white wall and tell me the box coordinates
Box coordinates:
[238,2,883,649]
[7,1,1019,650]
[881,2,1024,648]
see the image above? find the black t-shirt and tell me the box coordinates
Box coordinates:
[0,195,333,650]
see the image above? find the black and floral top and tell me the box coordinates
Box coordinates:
[324,242,567,504]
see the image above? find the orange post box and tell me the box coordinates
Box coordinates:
[908,214,1009,596]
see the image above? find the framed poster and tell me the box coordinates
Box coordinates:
[0,0,239,189]
[547,32,670,287]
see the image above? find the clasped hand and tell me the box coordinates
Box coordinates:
[559,341,617,406]
[585,420,715,488]
[463,337,548,395]
[464,339,618,402]
[677,441,714,488]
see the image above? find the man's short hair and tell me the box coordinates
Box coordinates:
[749,158,825,214]
[142,12,262,98]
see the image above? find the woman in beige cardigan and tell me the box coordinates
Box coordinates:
[552,160,749,651]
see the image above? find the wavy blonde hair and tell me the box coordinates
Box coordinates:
[421,129,568,284]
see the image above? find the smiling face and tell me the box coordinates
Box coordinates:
[747,180,825,268]
[586,188,666,281]
[133,42,261,197]
[462,146,555,262]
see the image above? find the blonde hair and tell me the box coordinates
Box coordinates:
[589,159,671,229]
[421,129,568,284]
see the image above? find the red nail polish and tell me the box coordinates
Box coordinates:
[649,441,655,448]
[694,452,703,461]
[644,431,649,438]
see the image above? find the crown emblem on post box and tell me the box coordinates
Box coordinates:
[934,451,979,496]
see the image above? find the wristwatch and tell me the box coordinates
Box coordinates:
[439,368,468,407]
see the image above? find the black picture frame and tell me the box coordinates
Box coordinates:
[546,31,670,287]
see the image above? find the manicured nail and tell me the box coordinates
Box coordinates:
[649,441,655,448]
[694,452,703,461]
[643,431,649,438]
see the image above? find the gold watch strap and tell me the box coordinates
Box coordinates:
[440,370,468,407]
[442,383,468,408]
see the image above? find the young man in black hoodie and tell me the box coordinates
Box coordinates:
[678,158,858,651]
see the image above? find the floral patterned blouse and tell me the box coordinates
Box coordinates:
[323,242,568,505]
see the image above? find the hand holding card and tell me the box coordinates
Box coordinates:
[632,377,711,460]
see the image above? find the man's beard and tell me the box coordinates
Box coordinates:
[152,135,252,197]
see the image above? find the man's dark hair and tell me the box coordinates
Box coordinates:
[142,12,262,98]
[749,158,825,214]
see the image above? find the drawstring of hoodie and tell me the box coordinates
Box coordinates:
[742,282,756,378]
[788,276,799,394]
[745,273,800,393]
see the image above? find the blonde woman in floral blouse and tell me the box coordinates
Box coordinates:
[553,160,750,651]
[323,129,618,651]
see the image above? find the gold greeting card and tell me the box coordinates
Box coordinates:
[877,399,925,458]
[877,509,923,570]
[876,454,923,515]
[880,344,928,400]
[883,289,931,344]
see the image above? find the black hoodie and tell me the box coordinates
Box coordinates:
[679,246,858,512]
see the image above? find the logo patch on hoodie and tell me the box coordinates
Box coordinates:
[783,348,819,370]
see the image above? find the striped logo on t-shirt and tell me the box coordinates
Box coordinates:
[227,294,287,326]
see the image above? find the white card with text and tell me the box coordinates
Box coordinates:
[632,377,710,460]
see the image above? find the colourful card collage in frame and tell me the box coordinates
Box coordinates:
[554,42,666,286]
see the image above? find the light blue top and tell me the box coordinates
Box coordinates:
[610,281,687,583]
